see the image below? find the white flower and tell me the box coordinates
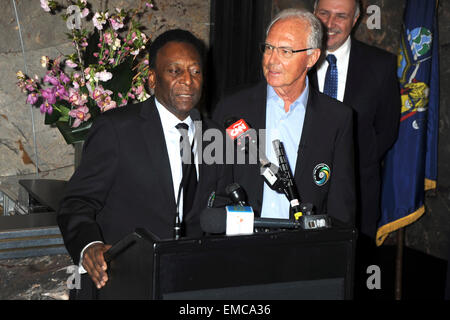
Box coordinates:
[95,71,113,82]
[40,55,49,67]
[93,12,108,30]
[40,0,50,12]
[112,38,121,50]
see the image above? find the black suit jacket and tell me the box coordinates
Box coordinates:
[57,97,230,298]
[309,38,401,237]
[213,81,356,226]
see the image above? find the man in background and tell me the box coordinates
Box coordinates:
[310,0,401,297]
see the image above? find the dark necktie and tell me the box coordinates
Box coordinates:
[175,123,198,217]
[323,54,338,99]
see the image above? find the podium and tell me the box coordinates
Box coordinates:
[99,225,356,300]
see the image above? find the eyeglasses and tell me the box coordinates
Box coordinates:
[260,43,313,58]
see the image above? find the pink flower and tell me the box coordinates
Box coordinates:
[26,93,39,105]
[103,32,113,45]
[68,88,88,106]
[25,79,36,92]
[40,102,53,114]
[41,87,57,104]
[59,72,70,84]
[69,106,91,128]
[81,8,89,18]
[135,85,144,95]
[109,18,124,31]
[55,84,68,100]
[119,98,128,107]
[43,74,59,86]
[65,59,77,68]
[92,86,105,100]
[98,96,117,112]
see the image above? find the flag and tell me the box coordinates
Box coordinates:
[376,0,439,246]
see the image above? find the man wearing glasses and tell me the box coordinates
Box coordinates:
[213,9,356,226]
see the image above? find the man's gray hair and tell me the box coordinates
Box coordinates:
[313,0,361,19]
[266,8,323,55]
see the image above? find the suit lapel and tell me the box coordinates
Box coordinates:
[294,87,316,180]
[343,38,361,106]
[309,67,319,90]
[254,83,268,210]
[139,98,177,215]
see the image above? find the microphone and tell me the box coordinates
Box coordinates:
[225,182,248,206]
[200,207,301,234]
[200,206,332,234]
[224,117,284,193]
[207,191,233,208]
[272,139,303,219]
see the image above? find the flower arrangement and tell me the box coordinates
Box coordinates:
[16,0,156,144]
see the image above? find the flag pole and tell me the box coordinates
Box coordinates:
[395,228,404,300]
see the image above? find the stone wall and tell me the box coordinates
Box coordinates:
[0,0,210,182]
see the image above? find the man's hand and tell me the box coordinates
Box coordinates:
[82,243,113,289]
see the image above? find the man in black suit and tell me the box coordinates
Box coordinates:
[57,29,229,298]
[310,0,401,299]
[310,0,400,239]
[213,9,355,225]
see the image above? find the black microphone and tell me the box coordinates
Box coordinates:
[200,207,301,234]
[272,139,303,219]
[207,191,233,208]
[200,206,331,234]
[225,183,248,206]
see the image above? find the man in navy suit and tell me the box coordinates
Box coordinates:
[310,0,400,239]
[310,0,401,298]
[213,9,356,226]
[58,29,230,299]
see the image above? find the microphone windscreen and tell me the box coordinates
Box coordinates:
[225,182,240,195]
[200,207,226,234]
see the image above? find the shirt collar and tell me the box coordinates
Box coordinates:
[155,97,194,134]
[326,36,351,62]
[267,76,309,112]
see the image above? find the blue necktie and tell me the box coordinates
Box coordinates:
[323,54,338,99]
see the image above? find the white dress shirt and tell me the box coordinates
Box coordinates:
[79,98,198,274]
[155,97,199,220]
[316,36,352,102]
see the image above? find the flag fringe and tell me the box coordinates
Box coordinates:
[425,178,436,191]
[375,205,425,246]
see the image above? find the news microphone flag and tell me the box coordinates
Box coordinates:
[377,0,439,246]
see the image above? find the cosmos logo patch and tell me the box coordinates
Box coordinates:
[313,163,330,186]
